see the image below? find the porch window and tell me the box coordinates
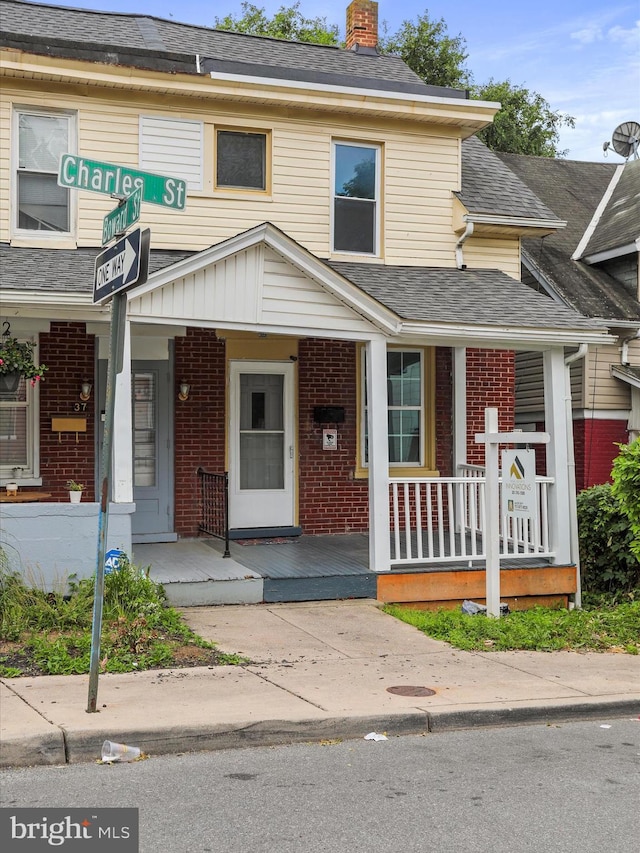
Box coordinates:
[215,129,268,191]
[0,343,41,481]
[333,141,380,255]
[14,109,73,234]
[359,346,436,476]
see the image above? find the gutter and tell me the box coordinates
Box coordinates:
[564,344,588,609]
[620,328,640,366]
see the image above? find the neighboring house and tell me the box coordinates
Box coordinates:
[0,0,610,607]
[494,149,640,491]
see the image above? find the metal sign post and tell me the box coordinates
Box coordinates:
[475,408,549,618]
[87,291,127,713]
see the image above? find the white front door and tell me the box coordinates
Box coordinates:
[228,361,295,530]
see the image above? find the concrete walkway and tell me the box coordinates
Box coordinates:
[1,600,638,768]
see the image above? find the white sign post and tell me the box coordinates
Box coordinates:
[475,409,549,617]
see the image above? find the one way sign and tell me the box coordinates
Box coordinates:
[94,228,150,303]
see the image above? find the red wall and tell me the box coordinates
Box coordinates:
[466,349,515,465]
[574,417,629,492]
[173,328,226,536]
[39,322,96,500]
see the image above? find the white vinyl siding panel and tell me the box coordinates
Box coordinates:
[140,115,203,191]
[587,342,637,410]
[0,96,10,242]
[463,238,521,278]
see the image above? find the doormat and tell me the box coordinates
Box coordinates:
[236,537,298,546]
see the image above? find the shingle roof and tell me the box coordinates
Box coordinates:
[495,151,639,322]
[0,244,193,293]
[458,136,560,222]
[327,261,604,331]
[0,0,459,97]
[581,158,640,258]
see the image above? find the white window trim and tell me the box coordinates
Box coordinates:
[11,106,76,241]
[331,140,381,257]
[0,337,42,484]
[361,347,425,469]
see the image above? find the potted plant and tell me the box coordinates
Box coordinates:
[0,336,47,392]
[66,479,85,503]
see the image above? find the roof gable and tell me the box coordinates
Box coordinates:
[579,159,640,259]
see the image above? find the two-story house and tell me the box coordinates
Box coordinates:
[495,150,640,490]
[0,0,610,608]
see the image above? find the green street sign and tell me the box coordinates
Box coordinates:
[102,186,142,246]
[58,154,186,210]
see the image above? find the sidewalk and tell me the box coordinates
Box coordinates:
[1,600,639,768]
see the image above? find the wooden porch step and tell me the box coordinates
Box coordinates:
[377,565,577,610]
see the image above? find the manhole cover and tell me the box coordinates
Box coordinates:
[386,686,436,697]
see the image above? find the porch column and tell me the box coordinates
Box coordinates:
[112,318,133,503]
[366,337,390,572]
[543,347,572,564]
[453,347,467,472]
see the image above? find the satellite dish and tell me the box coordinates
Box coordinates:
[609,121,640,160]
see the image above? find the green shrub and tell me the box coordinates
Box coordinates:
[611,437,640,560]
[577,483,640,594]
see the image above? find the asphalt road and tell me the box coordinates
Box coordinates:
[2,717,638,853]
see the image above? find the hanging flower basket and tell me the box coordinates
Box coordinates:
[0,337,47,386]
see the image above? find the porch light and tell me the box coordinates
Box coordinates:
[80,380,92,401]
[178,380,190,402]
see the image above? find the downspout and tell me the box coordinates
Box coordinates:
[620,328,640,366]
[564,344,588,608]
[456,221,474,270]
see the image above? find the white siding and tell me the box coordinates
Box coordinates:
[587,341,638,410]
[139,115,203,191]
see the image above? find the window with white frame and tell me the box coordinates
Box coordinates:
[15,109,73,234]
[333,141,380,255]
[361,348,435,471]
[0,345,40,481]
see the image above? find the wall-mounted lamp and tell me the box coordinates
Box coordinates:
[79,381,92,402]
[178,380,190,402]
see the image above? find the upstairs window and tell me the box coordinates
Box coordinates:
[15,110,72,234]
[333,142,380,255]
[216,129,268,191]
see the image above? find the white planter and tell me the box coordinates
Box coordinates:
[69,491,83,503]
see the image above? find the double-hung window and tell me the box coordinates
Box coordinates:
[360,347,436,475]
[215,129,268,192]
[15,109,73,234]
[333,141,380,255]
[0,341,41,482]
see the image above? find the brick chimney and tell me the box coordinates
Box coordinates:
[345,0,378,51]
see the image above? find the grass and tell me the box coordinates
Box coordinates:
[383,592,640,654]
[0,556,245,677]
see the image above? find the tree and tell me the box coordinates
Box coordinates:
[214,4,575,157]
[379,13,470,90]
[214,2,339,45]
[472,79,575,157]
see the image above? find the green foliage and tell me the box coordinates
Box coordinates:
[0,336,47,383]
[577,484,640,594]
[611,437,640,560]
[0,557,243,676]
[379,13,470,89]
[384,601,640,654]
[472,79,575,157]
[215,2,339,45]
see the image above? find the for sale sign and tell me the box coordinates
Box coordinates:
[501,448,537,523]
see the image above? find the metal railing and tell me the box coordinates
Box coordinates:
[389,467,555,567]
[197,467,230,557]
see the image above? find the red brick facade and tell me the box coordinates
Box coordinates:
[39,322,96,501]
[466,349,515,465]
[345,0,378,50]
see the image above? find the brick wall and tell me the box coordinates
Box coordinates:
[298,339,369,533]
[466,349,515,465]
[174,328,226,537]
[39,322,96,500]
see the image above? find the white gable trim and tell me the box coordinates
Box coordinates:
[572,165,625,260]
[127,223,400,335]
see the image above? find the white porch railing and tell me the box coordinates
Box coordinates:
[389,465,555,566]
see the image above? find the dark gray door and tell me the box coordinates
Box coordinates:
[98,359,174,543]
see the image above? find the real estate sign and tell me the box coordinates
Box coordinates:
[501,448,538,523]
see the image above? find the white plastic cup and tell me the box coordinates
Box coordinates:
[101,740,141,762]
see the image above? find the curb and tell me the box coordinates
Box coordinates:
[3,699,638,768]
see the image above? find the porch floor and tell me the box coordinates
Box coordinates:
[134,533,557,607]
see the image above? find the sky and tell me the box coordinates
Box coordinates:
[38,0,640,162]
